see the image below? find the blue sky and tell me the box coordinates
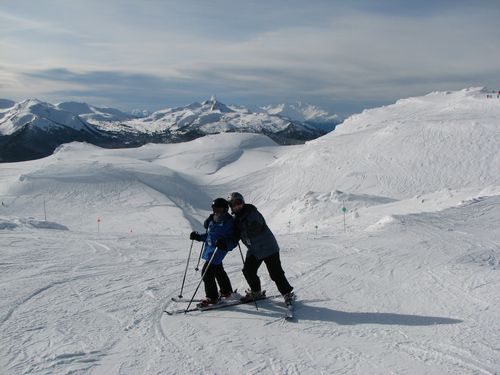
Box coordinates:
[1,0,499,115]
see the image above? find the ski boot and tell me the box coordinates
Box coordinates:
[283,291,296,306]
[240,289,266,303]
[196,297,219,309]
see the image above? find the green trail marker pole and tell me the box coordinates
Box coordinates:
[342,200,347,233]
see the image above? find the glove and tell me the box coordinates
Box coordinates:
[215,238,226,250]
[190,231,202,241]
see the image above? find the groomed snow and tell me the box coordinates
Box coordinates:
[1,88,499,374]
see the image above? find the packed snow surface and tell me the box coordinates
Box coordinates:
[1,88,499,374]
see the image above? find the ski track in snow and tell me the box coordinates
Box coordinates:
[1,199,500,374]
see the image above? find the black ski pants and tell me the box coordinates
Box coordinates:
[242,252,293,295]
[201,262,233,300]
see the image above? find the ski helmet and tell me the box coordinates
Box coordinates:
[212,197,229,212]
[228,192,245,207]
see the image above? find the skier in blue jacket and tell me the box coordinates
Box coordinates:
[190,198,237,307]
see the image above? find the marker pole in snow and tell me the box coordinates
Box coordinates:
[342,201,347,233]
[43,200,47,221]
[178,240,195,298]
[185,247,219,312]
[97,217,101,233]
[194,242,205,272]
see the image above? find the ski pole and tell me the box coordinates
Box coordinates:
[185,247,219,312]
[195,227,209,271]
[237,242,245,264]
[178,240,195,298]
[238,243,259,311]
[194,241,205,272]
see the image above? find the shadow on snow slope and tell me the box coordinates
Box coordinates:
[191,300,462,326]
[294,302,462,326]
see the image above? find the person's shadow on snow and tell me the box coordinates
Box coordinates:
[254,300,463,326]
[296,301,462,325]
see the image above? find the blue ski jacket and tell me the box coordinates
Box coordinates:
[200,212,237,265]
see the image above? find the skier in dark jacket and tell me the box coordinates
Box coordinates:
[228,192,295,305]
[190,198,238,307]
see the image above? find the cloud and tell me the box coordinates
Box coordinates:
[1,2,499,113]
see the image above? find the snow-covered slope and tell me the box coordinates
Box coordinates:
[0,99,15,110]
[1,88,499,374]
[233,87,500,231]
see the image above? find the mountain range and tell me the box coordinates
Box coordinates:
[0,96,341,162]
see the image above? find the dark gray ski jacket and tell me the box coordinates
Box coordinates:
[234,204,279,260]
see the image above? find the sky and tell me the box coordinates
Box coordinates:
[1,0,500,116]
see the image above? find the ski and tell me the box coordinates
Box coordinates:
[171,297,203,303]
[171,289,238,303]
[164,294,282,316]
[284,302,294,320]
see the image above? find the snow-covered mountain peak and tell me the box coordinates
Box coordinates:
[0,99,89,136]
[261,101,340,132]
[201,95,234,113]
[56,101,93,115]
[56,101,134,122]
[115,97,323,144]
[262,101,340,122]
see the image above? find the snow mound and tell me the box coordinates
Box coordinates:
[0,217,68,230]
[2,143,216,233]
[365,215,401,232]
